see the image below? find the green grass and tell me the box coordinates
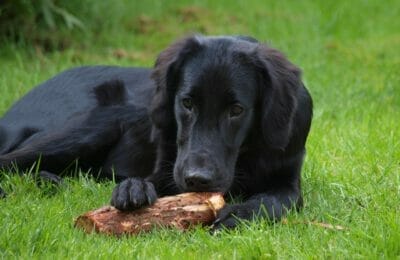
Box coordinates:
[1,0,399,258]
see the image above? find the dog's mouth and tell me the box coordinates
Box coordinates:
[182,185,227,194]
[175,176,232,194]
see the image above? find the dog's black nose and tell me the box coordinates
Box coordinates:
[184,170,212,190]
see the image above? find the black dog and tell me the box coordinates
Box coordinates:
[0,35,312,229]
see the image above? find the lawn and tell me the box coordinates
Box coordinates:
[0,0,399,258]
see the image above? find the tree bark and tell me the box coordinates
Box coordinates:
[74,192,225,236]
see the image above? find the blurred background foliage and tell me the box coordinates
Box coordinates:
[2,0,398,55]
[0,0,87,50]
[0,0,214,52]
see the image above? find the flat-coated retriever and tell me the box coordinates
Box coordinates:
[0,35,312,229]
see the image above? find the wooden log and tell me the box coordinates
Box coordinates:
[74,192,225,236]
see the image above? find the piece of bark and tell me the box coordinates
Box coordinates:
[75,192,225,236]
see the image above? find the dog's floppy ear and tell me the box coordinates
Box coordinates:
[254,45,302,150]
[150,36,202,130]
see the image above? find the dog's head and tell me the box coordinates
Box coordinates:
[151,35,302,193]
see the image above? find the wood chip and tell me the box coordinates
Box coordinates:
[74,192,225,236]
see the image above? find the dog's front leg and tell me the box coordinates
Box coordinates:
[212,188,302,230]
[110,141,179,210]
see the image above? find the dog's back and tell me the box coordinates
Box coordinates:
[0,66,154,155]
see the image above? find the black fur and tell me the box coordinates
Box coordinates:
[0,35,313,229]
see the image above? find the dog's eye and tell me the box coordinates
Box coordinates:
[182,98,193,110]
[230,104,244,117]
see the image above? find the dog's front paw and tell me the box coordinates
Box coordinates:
[110,178,157,211]
[212,204,254,230]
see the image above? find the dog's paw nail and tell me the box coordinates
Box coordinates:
[213,218,221,224]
